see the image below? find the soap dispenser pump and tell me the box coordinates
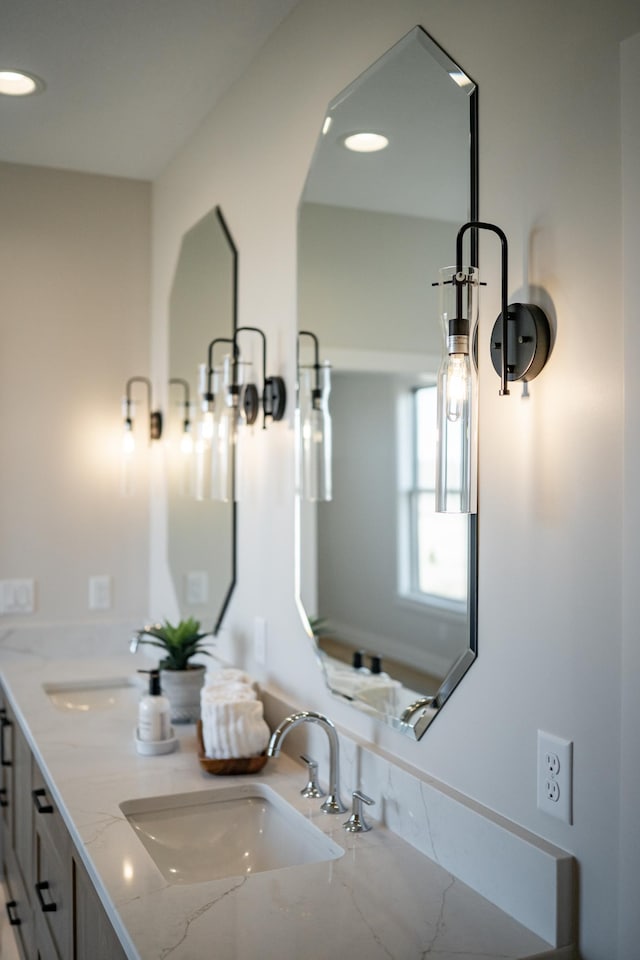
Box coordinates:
[136,669,174,752]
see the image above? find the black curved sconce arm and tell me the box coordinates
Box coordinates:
[125,376,162,440]
[204,336,238,401]
[454,220,551,394]
[233,326,286,429]
[297,330,323,405]
[168,377,191,432]
[456,221,510,396]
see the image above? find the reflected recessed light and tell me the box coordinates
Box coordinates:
[0,69,45,96]
[342,132,389,153]
[322,116,332,135]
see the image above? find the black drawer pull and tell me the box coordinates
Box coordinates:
[0,715,12,767]
[0,787,7,808]
[35,881,57,912]
[6,899,21,925]
[32,787,54,814]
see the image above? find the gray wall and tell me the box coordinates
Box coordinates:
[0,161,150,627]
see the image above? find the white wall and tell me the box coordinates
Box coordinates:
[0,162,151,628]
[150,2,640,957]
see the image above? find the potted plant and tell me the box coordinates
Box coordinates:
[134,618,211,723]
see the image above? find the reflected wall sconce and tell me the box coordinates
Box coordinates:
[435,221,551,515]
[121,376,163,452]
[168,377,193,454]
[196,337,237,502]
[297,330,332,502]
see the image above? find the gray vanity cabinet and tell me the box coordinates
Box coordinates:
[32,763,73,960]
[1,696,36,958]
[0,684,127,960]
[74,853,127,960]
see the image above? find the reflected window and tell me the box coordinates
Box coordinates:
[406,386,467,604]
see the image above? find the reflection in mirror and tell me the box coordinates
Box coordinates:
[167,206,237,633]
[297,27,478,739]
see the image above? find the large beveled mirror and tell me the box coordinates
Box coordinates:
[167,206,236,633]
[297,27,478,739]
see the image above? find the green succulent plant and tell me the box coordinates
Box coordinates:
[135,618,211,671]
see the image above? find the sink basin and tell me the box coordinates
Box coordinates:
[120,784,344,884]
[44,677,137,712]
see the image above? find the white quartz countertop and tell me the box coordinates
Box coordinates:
[0,650,564,960]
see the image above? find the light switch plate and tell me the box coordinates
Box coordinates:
[0,579,36,614]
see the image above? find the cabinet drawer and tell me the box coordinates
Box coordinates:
[34,824,72,960]
[4,844,34,960]
[32,763,70,861]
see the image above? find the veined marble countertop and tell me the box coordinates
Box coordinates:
[1,647,566,960]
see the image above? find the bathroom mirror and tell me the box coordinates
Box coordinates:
[167,206,236,633]
[297,27,478,739]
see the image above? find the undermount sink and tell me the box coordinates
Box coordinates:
[120,783,344,884]
[44,677,137,712]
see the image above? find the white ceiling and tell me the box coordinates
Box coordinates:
[0,0,300,180]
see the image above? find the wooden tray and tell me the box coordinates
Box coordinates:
[196,721,269,775]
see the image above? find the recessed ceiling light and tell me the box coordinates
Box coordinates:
[0,70,45,97]
[342,132,389,153]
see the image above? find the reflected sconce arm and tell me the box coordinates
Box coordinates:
[168,377,193,452]
[121,376,163,449]
[232,326,286,429]
[297,330,332,502]
[298,330,322,408]
[436,221,551,515]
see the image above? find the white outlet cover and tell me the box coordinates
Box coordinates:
[537,730,573,824]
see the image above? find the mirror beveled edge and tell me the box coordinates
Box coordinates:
[211,207,238,635]
[296,25,479,740]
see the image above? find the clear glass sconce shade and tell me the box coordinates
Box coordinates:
[435,266,479,514]
[298,363,332,502]
[211,354,239,503]
[194,368,218,501]
[120,398,135,496]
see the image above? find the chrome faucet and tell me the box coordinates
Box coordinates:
[267,711,346,814]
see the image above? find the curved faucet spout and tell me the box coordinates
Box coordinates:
[268,711,346,814]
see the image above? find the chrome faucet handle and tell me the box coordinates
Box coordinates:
[300,755,325,798]
[343,790,375,833]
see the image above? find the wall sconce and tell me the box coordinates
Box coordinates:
[120,376,163,496]
[231,326,287,429]
[195,337,236,501]
[297,330,332,502]
[121,376,163,450]
[168,378,193,454]
[436,221,551,514]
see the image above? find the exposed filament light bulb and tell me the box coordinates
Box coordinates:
[445,352,471,423]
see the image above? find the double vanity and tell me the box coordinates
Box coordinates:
[0,633,575,960]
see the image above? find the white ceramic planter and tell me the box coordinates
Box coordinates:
[160,664,206,723]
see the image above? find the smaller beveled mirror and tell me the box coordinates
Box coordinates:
[167,206,237,633]
[297,27,478,739]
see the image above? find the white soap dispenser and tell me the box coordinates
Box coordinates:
[136,669,175,754]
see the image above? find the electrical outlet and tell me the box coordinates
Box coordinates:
[254,616,267,665]
[0,579,36,614]
[89,575,111,610]
[537,730,573,824]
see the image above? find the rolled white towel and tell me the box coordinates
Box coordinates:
[201,682,257,707]
[202,699,270,759]
[205,668,256,689]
